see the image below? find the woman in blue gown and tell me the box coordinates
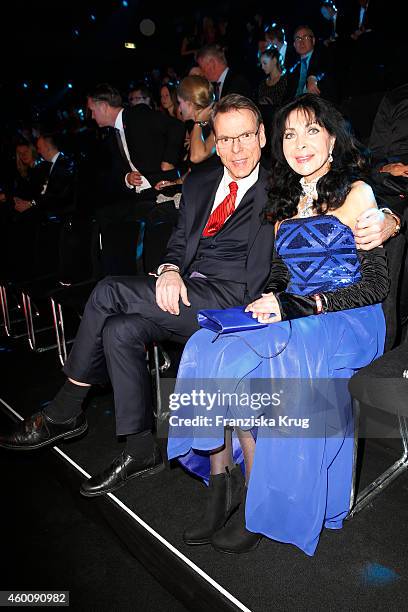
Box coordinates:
[167,94,389,556]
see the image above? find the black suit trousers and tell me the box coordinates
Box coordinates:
[63,274,246,435]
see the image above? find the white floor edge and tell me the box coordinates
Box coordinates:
[0,396,252,612]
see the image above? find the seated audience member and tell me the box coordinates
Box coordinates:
[4,133,76,279]
[160,82,181,119]
[287,25,337,102]
[196,44,252,101]
[155,76,219,192]
[368,82,408,343]
[368,82,408,202]
[258,45,288,108]
[0,94,397,506]
[167,94,389,557]
[128,85,153,108]
[0,140,40,276]
[13,133,76,217]
[318,0,339,46]
[86,82,184,274]
[12,141,42,200]
[259,23,289,66]
[257,45,289,159]
[87,83,184,217]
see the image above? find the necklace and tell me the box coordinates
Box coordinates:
[298,176,319,218]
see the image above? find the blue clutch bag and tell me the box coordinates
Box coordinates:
[197,306,271,334]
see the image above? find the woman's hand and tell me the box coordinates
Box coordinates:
[245,293,282,323]
[194,105,213,123]
[155,179,178,190]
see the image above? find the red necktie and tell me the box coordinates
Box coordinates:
[202,181,238,237]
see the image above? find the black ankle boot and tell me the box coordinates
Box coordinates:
[211,487,262,554]
[183,465,245,546]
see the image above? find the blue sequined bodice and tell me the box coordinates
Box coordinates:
[276,215,361,295]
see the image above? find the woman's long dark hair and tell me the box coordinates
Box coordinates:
[263,94,370,224]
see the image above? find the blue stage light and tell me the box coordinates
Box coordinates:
[43,83,49,90]
[67,82,73,89]
[73,29,80,36]
[90,14,96,21]
[22,82,29,89]
[122,0,128,7]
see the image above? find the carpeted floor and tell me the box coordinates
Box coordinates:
[1,330,408,612]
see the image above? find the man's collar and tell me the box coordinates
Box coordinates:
[218,66,229,86]
[114,108,125,130]
[223,163,260,189]
[300,50,314,61]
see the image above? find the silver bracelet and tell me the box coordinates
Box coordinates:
[320,293,329,313]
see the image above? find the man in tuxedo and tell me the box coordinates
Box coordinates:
[13,133,76,216]
[8,133,76,278]
[196,44,252,101]
[0,95,398,497]
[87,83,185,274]
[87,83,184,220]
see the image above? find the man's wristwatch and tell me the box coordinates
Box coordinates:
[157,263,180,276]
[194,121,209,127]
[379,207,401,238]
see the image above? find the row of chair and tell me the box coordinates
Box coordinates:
[1,206,408,520]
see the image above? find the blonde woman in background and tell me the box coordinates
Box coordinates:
[155,76,219,190]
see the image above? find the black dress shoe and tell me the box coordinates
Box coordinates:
[211,488,262,554]
[80,447,165,497]
[0,411,88,451]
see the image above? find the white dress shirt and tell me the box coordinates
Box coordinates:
[41,152,60,194]
[115,109,151,192]
[217,67,229,99]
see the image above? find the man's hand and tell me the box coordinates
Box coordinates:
[156,271,191,315]
[380,162,408,177]
[354,208,397,250]
[13,197,32,213]
[245,293,282,324]
[306,77,321,95]
[126,171,143,187]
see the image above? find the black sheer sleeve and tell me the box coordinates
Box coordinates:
[275,248,390,320]
[262,256,291,294]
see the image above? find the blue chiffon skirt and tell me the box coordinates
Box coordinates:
[167,305,385,555]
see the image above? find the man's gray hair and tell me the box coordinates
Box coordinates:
[211,94,263,130]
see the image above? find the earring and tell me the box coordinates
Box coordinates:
[328,151,333,164]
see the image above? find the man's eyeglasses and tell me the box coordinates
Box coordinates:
[294,34,314,42]
[216,127,260,149]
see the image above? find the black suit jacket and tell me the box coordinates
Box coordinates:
[105,105,185,200]
[33,153,76,216]
[163,165,275,300]
[221,69,253,99]
[287,46,336,101]
[368,84,408,202]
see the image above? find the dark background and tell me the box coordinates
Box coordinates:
[0,1,404,126]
